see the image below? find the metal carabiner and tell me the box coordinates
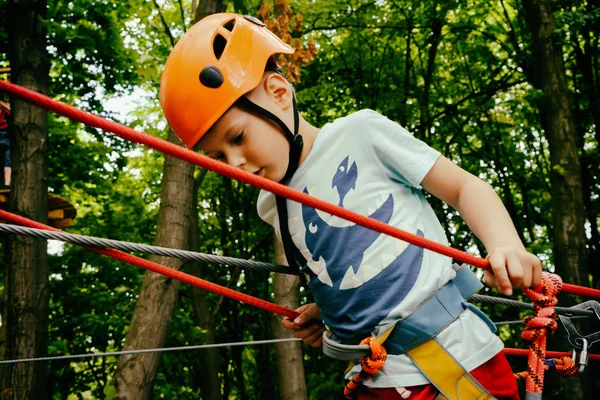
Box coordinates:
[557,300,600,351]
[571,338,589,373]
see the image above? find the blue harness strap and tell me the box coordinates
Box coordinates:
[322,264,496,360]
[324,265,499,400]
[385,264,495,355]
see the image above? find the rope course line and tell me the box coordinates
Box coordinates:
[2,80,599,299]
[470,294,594,317]
[0,224,293,275]
[0,338,302,365]
[1,339,597,366]
[0,223,596,318]
[0,209,301,321]
[504,348,600,361]
[0,222,597,319]
[493,316,589,326]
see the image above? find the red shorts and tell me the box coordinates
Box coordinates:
[355,352,519,400]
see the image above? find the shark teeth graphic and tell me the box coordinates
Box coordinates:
[300,249,312,261]
[339,266,364,290]
[362,264,383,281]
[307,256,333,287]
[380,253,396,269]
[341,233,414,288]
[396,239,409,255]
[318,270,333,287]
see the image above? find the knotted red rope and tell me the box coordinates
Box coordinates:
[343,336,387,399]
[518,272,562,394]
[515,356,577,382]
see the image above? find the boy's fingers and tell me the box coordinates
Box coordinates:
[293,322,322,340]
[303,327,325,347]
[281,318,297,330]
[531,254,542,287]
[483,270,497,288]
[293,304,320,325]
[506,252,524,289]
[517,256,533,289]
[488,252,512,296]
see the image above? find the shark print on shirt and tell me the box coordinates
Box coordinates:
[299,156,423,341]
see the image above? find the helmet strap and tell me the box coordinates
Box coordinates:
[236,95,303,183]
[236,95,304,272]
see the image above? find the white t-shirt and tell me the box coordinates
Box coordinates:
[257,109,503,387]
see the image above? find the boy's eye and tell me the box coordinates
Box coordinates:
[232,131,244,145]
[209,153,224,162]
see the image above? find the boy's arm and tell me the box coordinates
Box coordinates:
[421,156,542,295]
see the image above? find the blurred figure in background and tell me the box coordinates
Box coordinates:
[0,100,11,187]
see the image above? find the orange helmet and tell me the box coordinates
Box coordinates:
[160,13,294,149]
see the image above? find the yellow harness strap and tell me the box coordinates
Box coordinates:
[405,339,495,400]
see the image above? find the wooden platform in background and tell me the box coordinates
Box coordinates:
[0,189,77,228]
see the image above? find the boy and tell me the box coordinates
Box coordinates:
[160,13,542,399]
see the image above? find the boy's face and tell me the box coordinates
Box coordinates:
[198,104,291,182]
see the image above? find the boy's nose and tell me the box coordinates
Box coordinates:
[228,152,247,169]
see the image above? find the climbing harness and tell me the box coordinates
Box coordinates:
[325,265,496,400]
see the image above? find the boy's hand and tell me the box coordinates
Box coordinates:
[483,247,542,296]
[282,303,326,347]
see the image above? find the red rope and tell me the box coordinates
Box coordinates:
[343,336,387,399]
[0,210,299,320]
[1,80,599,299]
[518,273,562,395]
[504,348,600,361]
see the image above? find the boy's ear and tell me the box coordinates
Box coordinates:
[261,73,293,110]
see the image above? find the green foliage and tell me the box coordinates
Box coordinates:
[2,0,599,398]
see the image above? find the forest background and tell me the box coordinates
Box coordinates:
[0,0,599,399]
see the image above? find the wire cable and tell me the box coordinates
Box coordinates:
[470,294,594,317]
[0,224,595,318]
[0,338,302,365]
[0,224,293,275]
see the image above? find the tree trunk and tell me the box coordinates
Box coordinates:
[194,0,226,22]
[521,0,588,287]
[112,1,226,396]
[188,171,222,400]
[0,1,50,399]
[418,2,449,141]
[270,238,307,400]
[113,130,195,398]
[521,0,589,398]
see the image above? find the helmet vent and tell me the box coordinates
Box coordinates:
[213,34,227,60]
[223,19,235,32]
